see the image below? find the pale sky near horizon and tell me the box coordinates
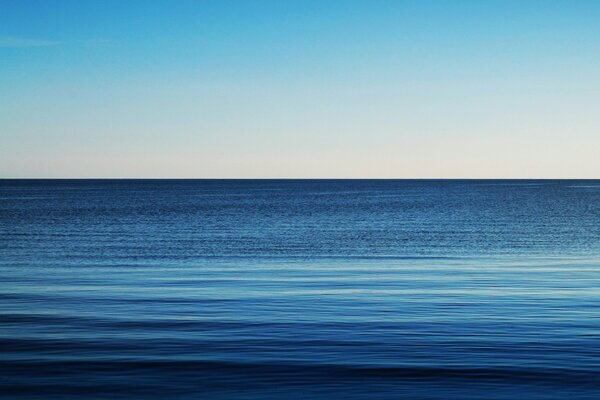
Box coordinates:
[1,0,600,178]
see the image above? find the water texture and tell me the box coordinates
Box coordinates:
[1,179,600,399]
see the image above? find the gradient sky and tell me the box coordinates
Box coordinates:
[2,0,600,178]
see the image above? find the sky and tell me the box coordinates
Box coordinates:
[1,0,600,178]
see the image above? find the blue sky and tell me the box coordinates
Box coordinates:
[2,0,599,178]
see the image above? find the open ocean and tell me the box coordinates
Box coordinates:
[1,179,600,399]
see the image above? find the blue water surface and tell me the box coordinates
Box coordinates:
[1,179,600,399]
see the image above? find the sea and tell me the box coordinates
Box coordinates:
[1,179,600,399]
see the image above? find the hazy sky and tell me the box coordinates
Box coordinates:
[2,0,599,178]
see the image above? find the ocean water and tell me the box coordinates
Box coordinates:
[1,179,600,399]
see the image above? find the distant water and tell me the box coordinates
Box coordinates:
[2,179,600,399]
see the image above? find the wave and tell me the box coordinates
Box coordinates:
[2,359,599,386]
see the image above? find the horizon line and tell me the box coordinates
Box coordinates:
[1,177,599,181]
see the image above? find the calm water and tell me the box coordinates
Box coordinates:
[1,179,600,399]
